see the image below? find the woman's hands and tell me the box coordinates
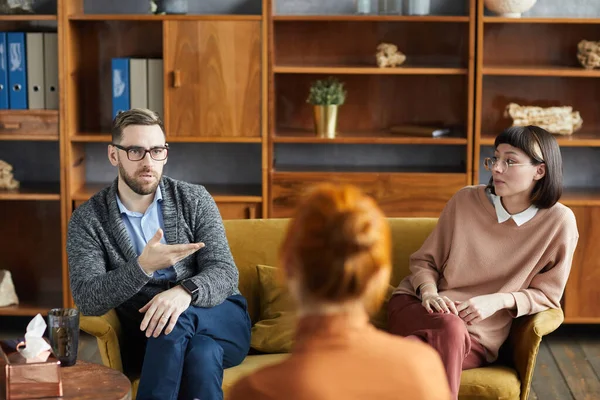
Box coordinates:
[419,284,515,324]
[421,293,459,315]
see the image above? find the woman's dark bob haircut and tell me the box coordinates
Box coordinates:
[486,125,563,209]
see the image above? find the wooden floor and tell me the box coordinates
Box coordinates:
[1,318,599,399]
[529,324,600,400]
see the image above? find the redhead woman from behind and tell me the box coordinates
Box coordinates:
[228,183,451,400]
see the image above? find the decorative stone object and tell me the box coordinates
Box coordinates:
[0,159,20,189]
[375,43,406,68]
[0,269,19,307]
[504,102,583,136]
[484,0,537,18]
[577,40,600,70]
[151,0,188,15]
[0,0,34,14]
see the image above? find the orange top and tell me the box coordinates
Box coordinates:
[228,313,451,400]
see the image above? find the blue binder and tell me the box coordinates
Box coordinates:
[0,33,8,109]
[112,58,130,119]
[7,32,27,109]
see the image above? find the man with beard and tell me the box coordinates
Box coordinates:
[66,108,251,400]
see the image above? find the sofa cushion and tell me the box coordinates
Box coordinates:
[250,265,297,353]
[459,365,521,400]
[251,264,396,353]
[223,354,290,396]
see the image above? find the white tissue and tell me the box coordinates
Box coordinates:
[17,313,52,362]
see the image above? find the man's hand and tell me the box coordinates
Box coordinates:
[139,286,192,337]
[456,293,513,325]
[138,228,204,274]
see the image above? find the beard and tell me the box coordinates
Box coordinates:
[118,163,161,195]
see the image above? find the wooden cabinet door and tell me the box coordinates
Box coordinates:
[564,206,600,322]
[164,20,261,138]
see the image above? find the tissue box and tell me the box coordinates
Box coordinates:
[0,340,63,400]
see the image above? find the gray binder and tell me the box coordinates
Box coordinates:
[26,33,45,109]
[147,59,163,117]
[43,32,58,110]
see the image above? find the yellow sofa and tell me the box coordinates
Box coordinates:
[80,218,564,400]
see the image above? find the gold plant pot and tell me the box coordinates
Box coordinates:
[313,105,339,139]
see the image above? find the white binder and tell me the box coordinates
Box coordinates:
[129,58,148,110]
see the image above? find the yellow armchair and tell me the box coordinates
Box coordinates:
[79,218,565,400]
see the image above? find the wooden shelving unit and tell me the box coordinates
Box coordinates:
[474,1,600,323]
[268,0,476,218]
[0,8,64,318]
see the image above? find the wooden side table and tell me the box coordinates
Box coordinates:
[56,360,131,400]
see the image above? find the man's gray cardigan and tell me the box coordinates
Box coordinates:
[66,175,240,326]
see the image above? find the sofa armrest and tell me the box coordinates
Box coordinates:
[80,309,124,373]
[508,307,564,400]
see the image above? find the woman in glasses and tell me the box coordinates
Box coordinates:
[388,125,579,399]
[229,183,451,400]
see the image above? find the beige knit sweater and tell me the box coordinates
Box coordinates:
[393,185,579,361]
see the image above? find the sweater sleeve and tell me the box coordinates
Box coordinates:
[510,221,579,318]
[66,211,152,316]
[189,186,239,308]
[408,191,459,294]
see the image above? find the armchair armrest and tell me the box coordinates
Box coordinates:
[508,307,564,400]
[80,309,124,373]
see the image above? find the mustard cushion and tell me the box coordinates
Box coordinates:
[250,264,394,354]
[459,365,521,400]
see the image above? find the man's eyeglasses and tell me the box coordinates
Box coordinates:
[112,144,169,161]
[483,157,537,173]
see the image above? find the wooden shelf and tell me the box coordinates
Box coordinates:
[71,134,261,143]
[0,134,58,141]
[274,129,467,144]
[480,131,600,147]
[483,16,600,24]
[0,302,60,317]
[72,183,262,203]
[0,14,56,21]
[274,165,465,174]
[561,189,600,207]
[68,14,261,21]
[274,64,467,75]
[273,15,469,22]
[482,65,600,77]
[0,183,60,201]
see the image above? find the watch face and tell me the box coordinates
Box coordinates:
[183,280,198,293]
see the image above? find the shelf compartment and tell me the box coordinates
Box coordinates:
[480,131,600,147]
[70,134,262,143]
[0,201,63,315]
[67,20,163,134]
[276,74,469,134]
[480,76,600,137]
[274,64,467,75]
[275,129,467,144]
[482,65,600,78]
[0,182,60,201]
[274,21,469,69]
[69,14,261,21]
[271,171,467,218]
[274,15,469,22]
[72,183,262,203]
[483,17,600,24]
[482,23,600,68]
[0,110,59,140]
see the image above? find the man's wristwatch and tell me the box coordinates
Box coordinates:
[180,279,199,302]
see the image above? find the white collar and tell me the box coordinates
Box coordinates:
[491,192,538,226]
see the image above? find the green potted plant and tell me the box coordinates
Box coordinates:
[306,77,347,139]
